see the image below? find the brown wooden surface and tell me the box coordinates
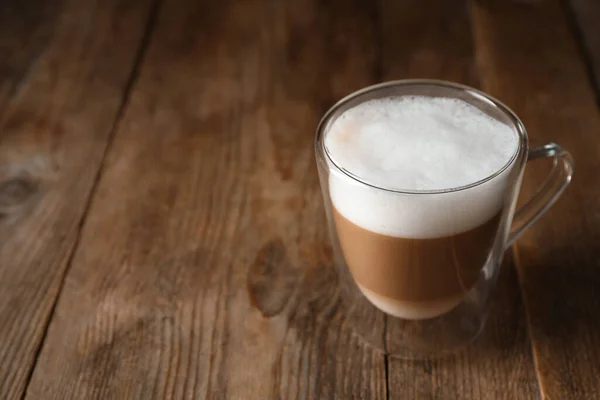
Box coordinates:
[0,0,598,399]
[568,0,600,95]
[26,0,386,398]
[0,0,154,398]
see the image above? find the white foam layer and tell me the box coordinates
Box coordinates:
[325,96,517,191]
[358,284,463,320]
[326,96,518,238]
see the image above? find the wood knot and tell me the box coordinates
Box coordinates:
[247,238,302,318]
[0,178,38,208]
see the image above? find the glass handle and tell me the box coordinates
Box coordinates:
[506,143,574,248]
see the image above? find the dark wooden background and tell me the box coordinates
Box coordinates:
[0,0,599,398]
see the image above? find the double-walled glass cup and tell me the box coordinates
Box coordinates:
[315,80,573,358]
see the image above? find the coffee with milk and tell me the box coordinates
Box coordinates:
[325,96,518,320]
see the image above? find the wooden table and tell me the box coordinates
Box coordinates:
[1,0,599,398]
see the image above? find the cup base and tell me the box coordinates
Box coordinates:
[357,284,464,320]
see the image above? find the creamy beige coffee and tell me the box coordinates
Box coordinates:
[325,96,518,320]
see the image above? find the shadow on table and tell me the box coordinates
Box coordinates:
[515,241,600,342]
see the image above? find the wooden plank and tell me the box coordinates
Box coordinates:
[382,0,540,398]
[25,0,387,398]
[568,0,600,95]
[471,0,600,398]
[0,0,155,398]
[0,0,61,103]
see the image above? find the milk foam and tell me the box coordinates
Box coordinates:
[326,96,519,238]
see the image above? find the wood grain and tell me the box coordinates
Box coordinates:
[568,0,600,95]
[25,0,386,398]
[472,0,600,398]
[0,0,60,104]
[0,0,155,398]
[380,1,539,398]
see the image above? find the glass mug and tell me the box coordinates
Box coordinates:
[314,80,573,358]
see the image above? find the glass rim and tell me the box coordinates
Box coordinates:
[316,79,528,195]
